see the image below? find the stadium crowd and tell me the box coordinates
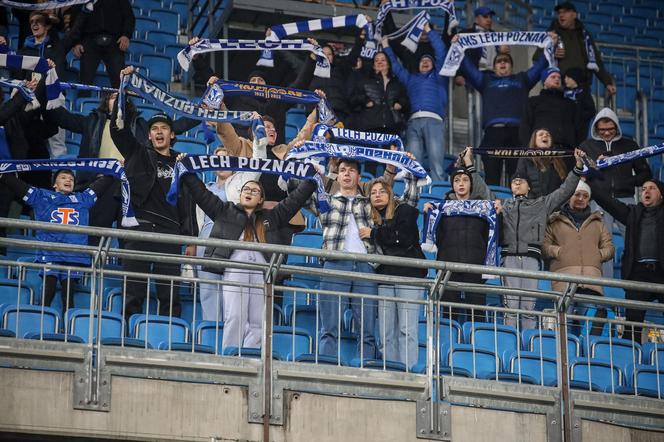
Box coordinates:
[0,0,662,366]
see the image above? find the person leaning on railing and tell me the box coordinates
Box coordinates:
[362,172,424,368]
[497,148,586,331]
[0,170,114,311]
[588,178,664,343]
[177,153,318,350]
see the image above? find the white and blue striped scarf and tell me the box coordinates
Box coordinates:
[421,199,498,267]
[286,140,429,180]
[594,142,664,170]
[0,77,39,110]
[177,39,330,78]
[582,30,598,72]
[259,15,370,68]
[312,124,404,151]
[0,0,95,10]
[0,46,64,109]
[213,79,336,125]
[0,158,137,227]
[116,70,265,142]
[440,31,556,77]
[167,154,330,212]
[60,81,118,93]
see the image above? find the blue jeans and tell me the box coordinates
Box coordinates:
[406,116,446,182]
[378,284,421,368]
[319,260,377,359]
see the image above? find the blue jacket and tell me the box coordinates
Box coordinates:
[383,30,448,119]
[461,54,548,129]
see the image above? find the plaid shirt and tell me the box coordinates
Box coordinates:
[308,175,420,254]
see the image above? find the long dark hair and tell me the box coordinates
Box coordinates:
[528,128,567,180]
[241,180,266,243]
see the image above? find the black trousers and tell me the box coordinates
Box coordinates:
[442,272,487,325]
[43,274,76,311]
[623,262,664,343]
[122,222,183,320]
[80,37,126,89]
[88,181,123,246]
[479,126,520,187]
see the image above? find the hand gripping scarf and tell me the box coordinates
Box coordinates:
[0,78,40,110]
[591,142,664,170]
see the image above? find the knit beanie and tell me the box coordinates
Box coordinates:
[540,67,561,84]
[575,180,591,197]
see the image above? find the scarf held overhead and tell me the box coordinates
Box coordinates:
[312,124,404,151]
[214,79,336,125]
[286,141,429,180]
[177,39,331,78]
[421,199,498,267]
[0,158,137,227]
[473,147,575,158]
[0,0,95,10]
[117,70,266,141]
[167,155,330,212]
[374,0,458,40]
[0,48,65,110]
[440,31,556,77]
[594,142,664,170]
[0,77,39,109]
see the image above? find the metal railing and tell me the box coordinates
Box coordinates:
[1,217,664,440]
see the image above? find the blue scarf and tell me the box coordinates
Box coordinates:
[594,142,664,170]
[421,200,498,267]
[0,77,39,109]
[440,31,556,77]
[60,81,118,93]
[214,79,336,125]
[311,124,404,151]
[167,154,330,212]
[286,141,428,179]
[0,0,95,10]
[0,158,137,227]
[177,39,330,78]
[116,70,265,142]
[0,45,64,109]
[583,29,598,72]
[374,0,457,39]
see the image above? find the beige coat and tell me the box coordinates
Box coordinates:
[543,210,615,294]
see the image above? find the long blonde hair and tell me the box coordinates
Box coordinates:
[368,178,397,225]
[528,128,567,180]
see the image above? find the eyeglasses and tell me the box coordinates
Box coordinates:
[241,187,262,196]
[370,189,388,197]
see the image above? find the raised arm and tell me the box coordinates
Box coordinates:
[588,179,631,225]
[46,106,88,134]
[182,173,229,221]
[382,45,410,85]
[271,179,317,226]
[110,95,143,160]
[0,173,29,199]
[426,26,447,73]
[543,150,585,214]
[526,53,549,89]
[87,175,116,198]
[214,100,245,156]
[459,55,484,91]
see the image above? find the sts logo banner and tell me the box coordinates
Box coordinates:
[50,208,80,225]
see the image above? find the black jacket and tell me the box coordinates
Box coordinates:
[514,158,568,199]
[590,185,664,279]
[183,175,316,272]
[520,88,581,148]
[70,0,135,41]
[349,71,408,133]
[309,61,351,121]
[371,203,427,278]
[109,102,195,235]
[435,210,490,266]
[580,108,652,199]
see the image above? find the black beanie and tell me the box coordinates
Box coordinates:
[648,179,664,199]
[450,167,473,190]
[510,171,531,187]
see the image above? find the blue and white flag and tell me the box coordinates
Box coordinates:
[167,154,330,212]
[116,70,265,142]
[177,39,331,78]
[286,141,429,180]
[0,158,137,227]
[311,124,404,151]
[594,143,664,170]
[0,0,95,10]
[421,200,498,267]
[440,31,556,77]
[214,79,336,125]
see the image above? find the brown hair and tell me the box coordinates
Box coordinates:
[528,128,567,180]
[368,178,397,225]
[241,180,266,243]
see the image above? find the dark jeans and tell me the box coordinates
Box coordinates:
[88,181,123,246]
[122,222,183,320]
[443,272,486,325]
[623,262,664,343]
[80,37,126,89]
[480,126,520,187]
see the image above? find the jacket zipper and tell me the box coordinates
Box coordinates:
[516,199,521,254]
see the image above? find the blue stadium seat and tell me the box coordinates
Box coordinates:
[176,139,208,155]
[463,322,519,368]
[448,344,500,379]
[79,98,101,114]
[0,328,15,338]
[65,141,80,157]
[106,290,159,315]
[135,17,160,39]
[570,358,625,393]
[629,365,663,397]
[417,318,462,347]
[134,0,163,11]
[349,358,407,372]
[1,305,61,338]
[0,278,34,305]
[180,298,203,326]
[588,337,642,373]
[642,343,664,366]
[194,320,224,354]
[130,314,189,349]
[285,123,299,141]
[339,332,359,364]
[273,326,311,360]
[285,108,306,130]
[288,305,319,344]
[129,39,157,62]
[504,351,558,387]
[282,280,314,320]
[24,332,84,343]
[223,346,283,360]
[294,353,343,366]
[522,329,581,360]
[149,9,180,32]
[157,341,216,353]
[147,30,178,49]
[140,53,173,83]
[65,309,124,343]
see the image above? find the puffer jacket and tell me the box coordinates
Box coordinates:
[500,168,582,257]
[182,175,317,274]
[519,88,581,148]
[349,71,408,133]
[543,208,614,293]
[383,29,448,119]
[514,157,568,199]
[580,108,652,199]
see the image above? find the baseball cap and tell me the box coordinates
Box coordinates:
[147,113,174,129]
[474,6,496,17]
